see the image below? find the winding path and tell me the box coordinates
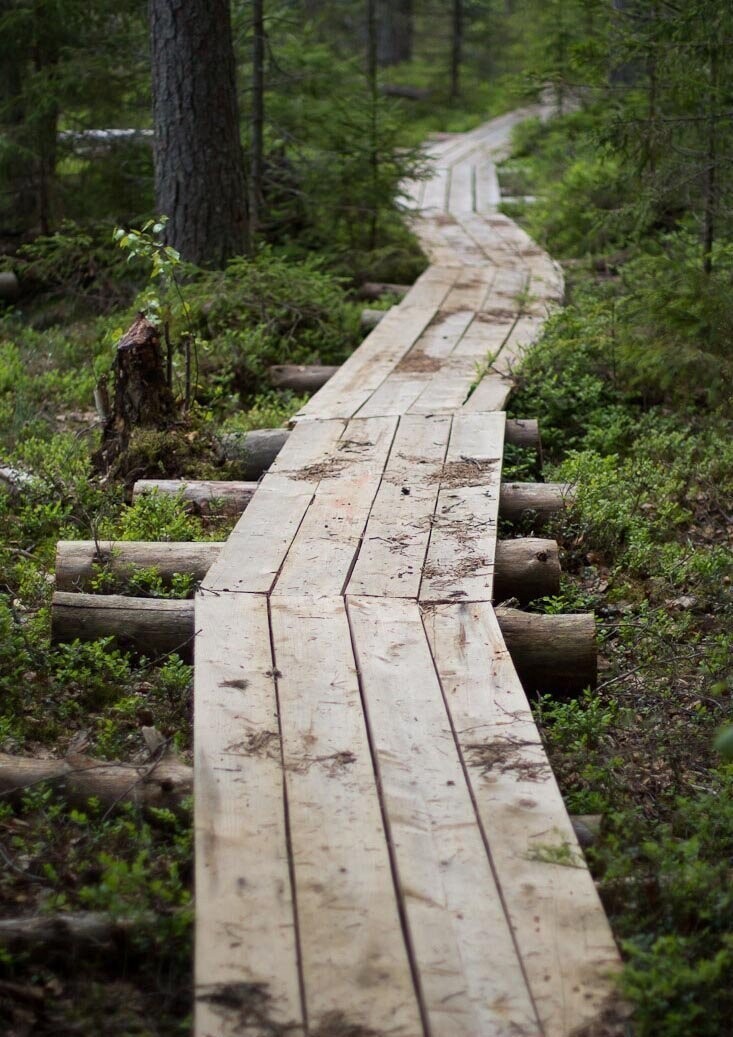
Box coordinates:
[194,107,621,1037]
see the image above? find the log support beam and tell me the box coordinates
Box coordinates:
[56,536,561,602]
[51,595,595,692]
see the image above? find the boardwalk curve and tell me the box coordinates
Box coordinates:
[194,108,622,1037]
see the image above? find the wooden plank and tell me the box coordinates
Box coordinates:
[441,270,493,312]
[408,355,480,415]
[420,412,505,602]
[453,314,516,359]
[423,601,622,1037]
[347,413,451,598]
[462,373,513,413]
[409,308,475,359]
[475,158,501,211]
[194,592,303,1037]
[293,268,461,423]
[421,166,449,211]
[447,160,474,214]
[203,420,346,594]
[492,315,545,376]
[273,417,397,597]
[270,597,423,1034]
[414,216,464,266]
[356,373,431,418]
[347,596,542,1037]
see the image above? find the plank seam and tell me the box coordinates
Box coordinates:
[417,603,545,1034]
[343,597,431,1037]
[265,595,309,1030]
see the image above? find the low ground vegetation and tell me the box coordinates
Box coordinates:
[503,109,733,1037]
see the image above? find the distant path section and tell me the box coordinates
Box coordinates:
[194,108,622,1037]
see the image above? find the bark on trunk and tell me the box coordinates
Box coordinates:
[267,365,339,393]
[97,314,176,465]
[499,481,575,527]
[133,479,258,515]
[0,752,192,815]
[217,427,291,479]
[376,0,413,66]
[149,0,248,266]
[55,536,560,602]
[495,607,597,693]
[356,282,410,301]
[52,595,594,690]
[130,477,566,523]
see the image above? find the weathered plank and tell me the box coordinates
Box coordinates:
[423,601,622,1037]
[420,411,505,602]
[194,592,303,1037]
[447,159,474,213]
[347,413,451,598]
[203,419,346,594]
[270,597,423,1033]
[273,417,397,597]
[347,596,542,1037]
[462,373,513,413]
[293,267,462,422]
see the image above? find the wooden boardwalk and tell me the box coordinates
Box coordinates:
[194,109,621,1037]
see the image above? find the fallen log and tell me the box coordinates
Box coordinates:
[0,912,145,955]
[570,814,604,849]
[52,595,595,691]
[499,481,575,527]
[131,477,566,526]
[51,593,196,659]
[56,536,560,602]
[504,418,541,457]
[0,271,20,302]
[493,537,560,603]
[495,607,596,693]
[217,427,290,479]
[132,479,258,515]
[0,751,192,814]
[361,307,389,331]
[268,364,339,393]
[356,282,411,301]
[217,421,540,479]
[55,540,223,592]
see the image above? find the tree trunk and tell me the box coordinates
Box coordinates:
[268,364,339,393]
[450,0,463,103]
[0,752,192,816]
[250,0,265,239]
[55,536,560,602]
[52,595,594,690]
[149,0,248,266]
[133,479,258,514]
[130,476,564,523]
[377,0,413,66]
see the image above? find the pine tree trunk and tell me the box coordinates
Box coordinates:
[250,0,265,239]
[450,0,463,103]
[377,0,413,67]
[149,0,248,267]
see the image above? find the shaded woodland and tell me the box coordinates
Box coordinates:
[0,2,732,1035]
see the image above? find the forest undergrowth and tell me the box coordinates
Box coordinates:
[502,109,733,1037]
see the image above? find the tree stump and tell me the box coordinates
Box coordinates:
[95,314,177,475]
